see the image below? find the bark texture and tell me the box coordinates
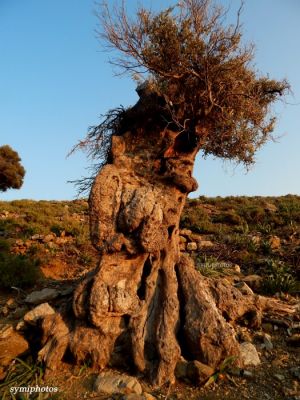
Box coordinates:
[38,91,295,385]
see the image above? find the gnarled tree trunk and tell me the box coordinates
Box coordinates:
[38,90,295,386]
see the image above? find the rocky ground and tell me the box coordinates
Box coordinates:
[0,196,299,399]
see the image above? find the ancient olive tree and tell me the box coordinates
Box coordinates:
[38,0,292,386]
[0,145,25,192]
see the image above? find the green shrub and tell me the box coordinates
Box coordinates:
[262,259,296,294]
[212,211,243,226]
[0,239,40,289]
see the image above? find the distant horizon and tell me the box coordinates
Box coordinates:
[1,0,299,200]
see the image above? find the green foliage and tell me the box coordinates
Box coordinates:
[0,358,45,399]
[0,145,25,192]
[262,259,296,294]
[97,0,290,166]
[0,251,40,290]
[204,356,237,387]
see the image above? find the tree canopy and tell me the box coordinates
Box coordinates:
[0,145,25,192]
[95,0,289,165]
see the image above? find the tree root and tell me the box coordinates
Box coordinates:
[37,252,296,385]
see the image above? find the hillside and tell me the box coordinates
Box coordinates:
[0,196,299,399]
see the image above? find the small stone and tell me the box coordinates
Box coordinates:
[23,303,55,325]
[263,333,273,350]
[94,372,142,395]
[1,305,9,317]
[16,321,26,331]
[239,342,261,366]
[197,240,214,248]
[175,359,189,379]
[180,229,192,237]
[274,373,285,382]
[235,281,253,296]
[31,234,44,241]
[287,334,300,347]
[268,235,281,250]
[6,298,17,310]
[242,275,263,291]
[243,370,254,378]
[122,394,156,400]
[187,360,214,384]
[0,330,29,369]
[186,242,197,251]
[233,264,241,273]
[25,288,60,304]
[179,236,187,243]
[43,233,56,243]
[0,324,14,339]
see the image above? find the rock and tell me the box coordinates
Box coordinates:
[23,303,55,325]
[0,324,14,339]
[31,234,44,241]
[242,275,263,291]
[25,288,60,304]
[1,305,9,317]
[43,233,56,243]
[243,370,254,378]
[234,281,254,296]
[263,333,273,350]
[94,372,142,395]
[175,359,189,379]
[0,330,29,370]
[179,235,187,243]
[122,394,156,400]
[274,373,285,382]
[197,240,214,248]
[16,321,26,331]
[268,235,281,250]
[186,360,214,384]
[186,242,197,251]
[6,298,18,310]
[287,334,300,346]
[239,342,261,366]
[180,229,192,237]
[233,264,241,273]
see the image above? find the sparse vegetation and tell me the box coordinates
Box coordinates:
[0,239,40,289]
[0,195,298,292]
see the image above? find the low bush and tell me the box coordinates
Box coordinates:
[0,239,40,289]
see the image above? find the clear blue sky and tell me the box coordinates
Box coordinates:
[0,0,299,200]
